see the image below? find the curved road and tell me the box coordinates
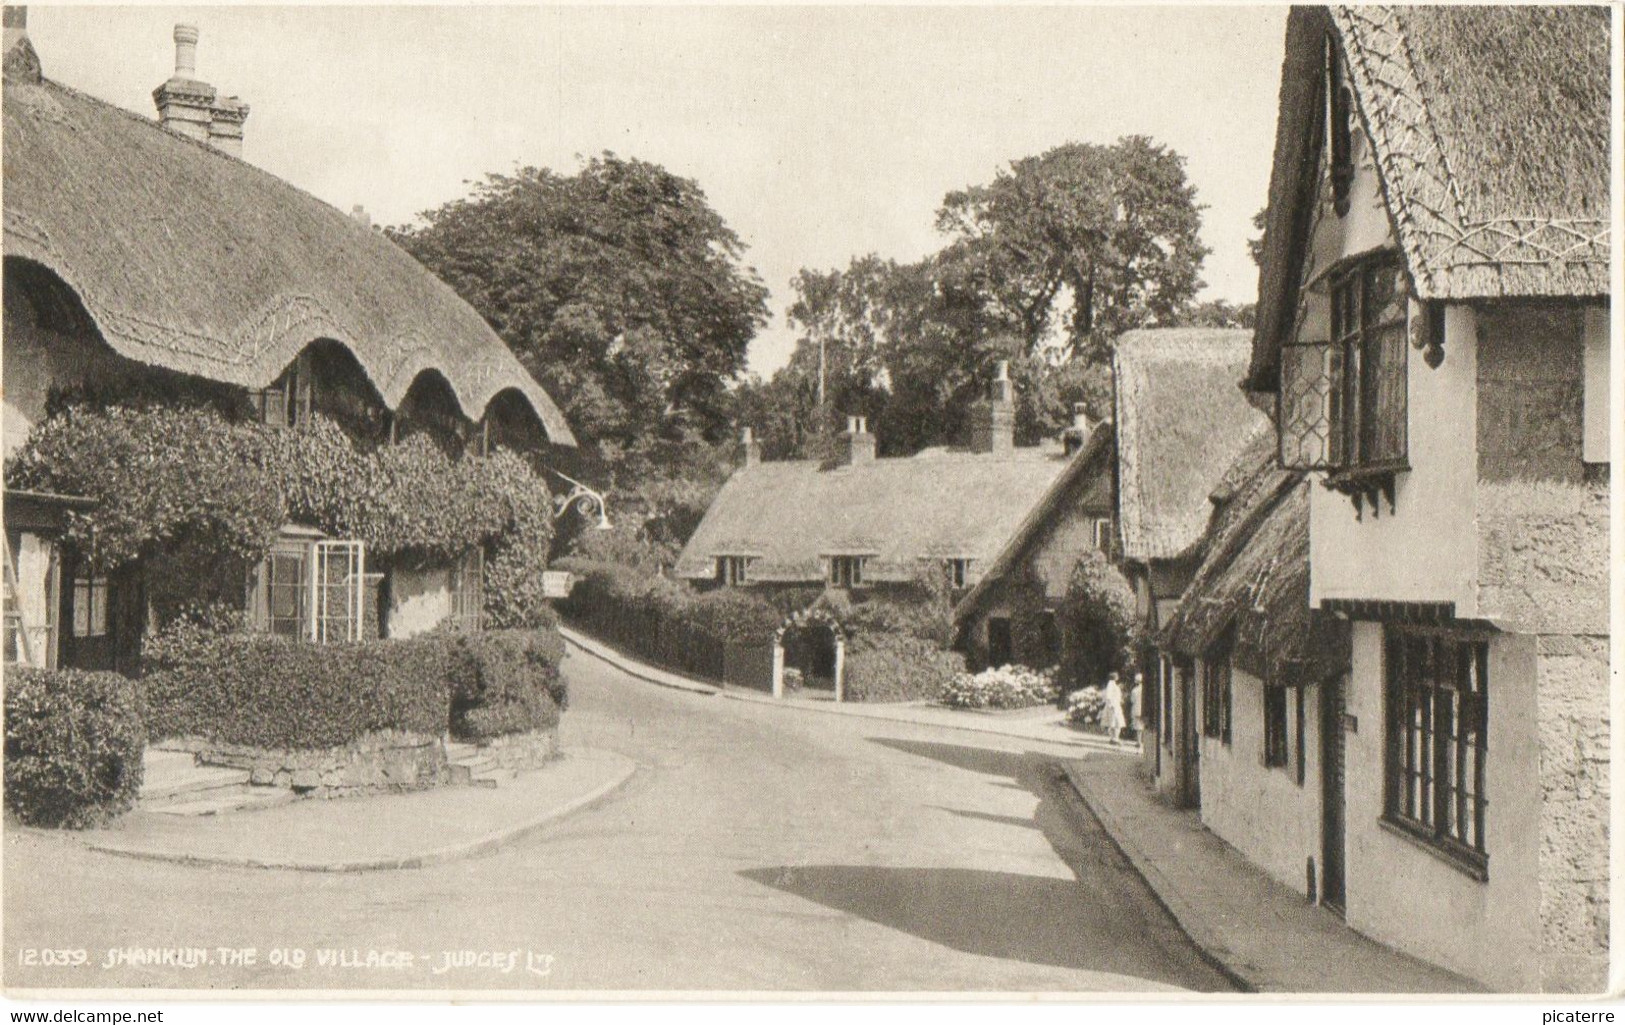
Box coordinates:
[4,648,1233,994]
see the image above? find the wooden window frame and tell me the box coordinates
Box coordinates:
[716,556,752,587]
[1201,637,1233,745]
[450,547,485,632]
[1264,685,1289,769]
[1382,625,1490,879]
[828,555,867,589]
[71,572,109,639]
[1091,518,1113,553]
[945,558,970,589]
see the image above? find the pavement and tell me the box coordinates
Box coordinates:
[560,623,1121,753]
[73,747,637,872]
[1059,754,1486,994]
[5,645,1229,993]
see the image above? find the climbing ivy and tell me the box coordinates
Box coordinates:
[7,405,554,624]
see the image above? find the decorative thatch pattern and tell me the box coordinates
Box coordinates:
[1249,5,1610,389]
[951,425,1114,624]
[1335,6,1609,297]
[1112,329,1270,563]
[1160,440,1350,687]
[2,77,575,445]
[674,447,1073,585]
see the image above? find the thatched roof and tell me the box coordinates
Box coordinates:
[674,445,1073,585]
[2,71,575,445]
[952,425,1114,624]
[1112,329,1270,563]
[1160,439,1350,686]
[1250,5,1610,390]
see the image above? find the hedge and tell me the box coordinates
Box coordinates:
[5,668,145,828]
[141,611,569,749]
[142,633,452,749]
[555,558,789,678]
[447,627,568,742]
[843,633,967,704]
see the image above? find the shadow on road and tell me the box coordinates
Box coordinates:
[738,736,1237,992]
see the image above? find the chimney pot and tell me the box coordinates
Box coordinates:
[738,426,760,468]
[838,413,876,465]
[173,23,199,79]
[3,7,26,29]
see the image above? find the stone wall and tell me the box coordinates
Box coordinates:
[1536,633,1611,992]
[195,730,450,797]
[463,729,560,773]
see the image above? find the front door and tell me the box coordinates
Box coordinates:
[1320,673,1348,912]
[1179,660,1200,808]
[987,617,1012,669]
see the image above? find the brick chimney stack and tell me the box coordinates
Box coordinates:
[738,426,761,469]
[969,360,1015,455]
[3,6,39,84]
[1063,403,1094,456]
[153,24,249,157]
[838,416,876,466]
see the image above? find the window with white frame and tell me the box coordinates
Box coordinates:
[945,558,970,589]
[250,535,366,643]
[1383,626,1489,876]
[828,555,867,589]
[715,555,752,587]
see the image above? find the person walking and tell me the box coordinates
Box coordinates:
[1101,672,1125,745]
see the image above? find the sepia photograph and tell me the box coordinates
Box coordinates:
[0,1,1614,1005]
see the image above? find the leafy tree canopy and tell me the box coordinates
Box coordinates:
[389,153,771,448]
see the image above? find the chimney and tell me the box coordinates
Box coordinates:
[738,426,760,469]
[3,6,37,84]
[1063,403,1094,457]
[153,24,249,156]
[838,415,876,466]
[350,205,374,229]
[969,360,1015,455]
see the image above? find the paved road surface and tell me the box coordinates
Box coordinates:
[4,648,1234,994]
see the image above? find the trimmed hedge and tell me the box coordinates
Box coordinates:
[447,628,568,742]
[843,633,967,704]
[141,612,568,749]
[5,668,146,828]
[555,558,790,678]
[142,633,453,749]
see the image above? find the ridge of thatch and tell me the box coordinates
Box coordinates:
[951,424,1115,624]
[1112,328,1271,563]
[1249,5,1610,390]
[674,446,1073,585]
[1160,444,1350,686]
[2,76,576,444]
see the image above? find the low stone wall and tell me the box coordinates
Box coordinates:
[462,728,559,772]
[194,730,450,797]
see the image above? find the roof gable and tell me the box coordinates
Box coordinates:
[1112,328,1270,563]
[2,77,576,444]
[1249,5,1610,389]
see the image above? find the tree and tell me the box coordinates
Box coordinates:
[1058,548,1139,690]
[389,153,771,448]
[934,136,1209,364]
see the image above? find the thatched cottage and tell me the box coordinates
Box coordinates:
[1109,328,1271,804]
[676,363,1080,665]
[2,16,575,672]
[1244,5,1608,991]
[951,416,1117,674]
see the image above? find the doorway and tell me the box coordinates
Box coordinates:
[1320,673,1348,913]
[987,617,1013,668]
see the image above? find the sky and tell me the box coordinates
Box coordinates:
[26,4,1291,376]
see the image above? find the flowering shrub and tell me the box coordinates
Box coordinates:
[1065,687,1107,727]
[782,667,804,692]
[843,633,966,703]
[937,664,1060,710]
